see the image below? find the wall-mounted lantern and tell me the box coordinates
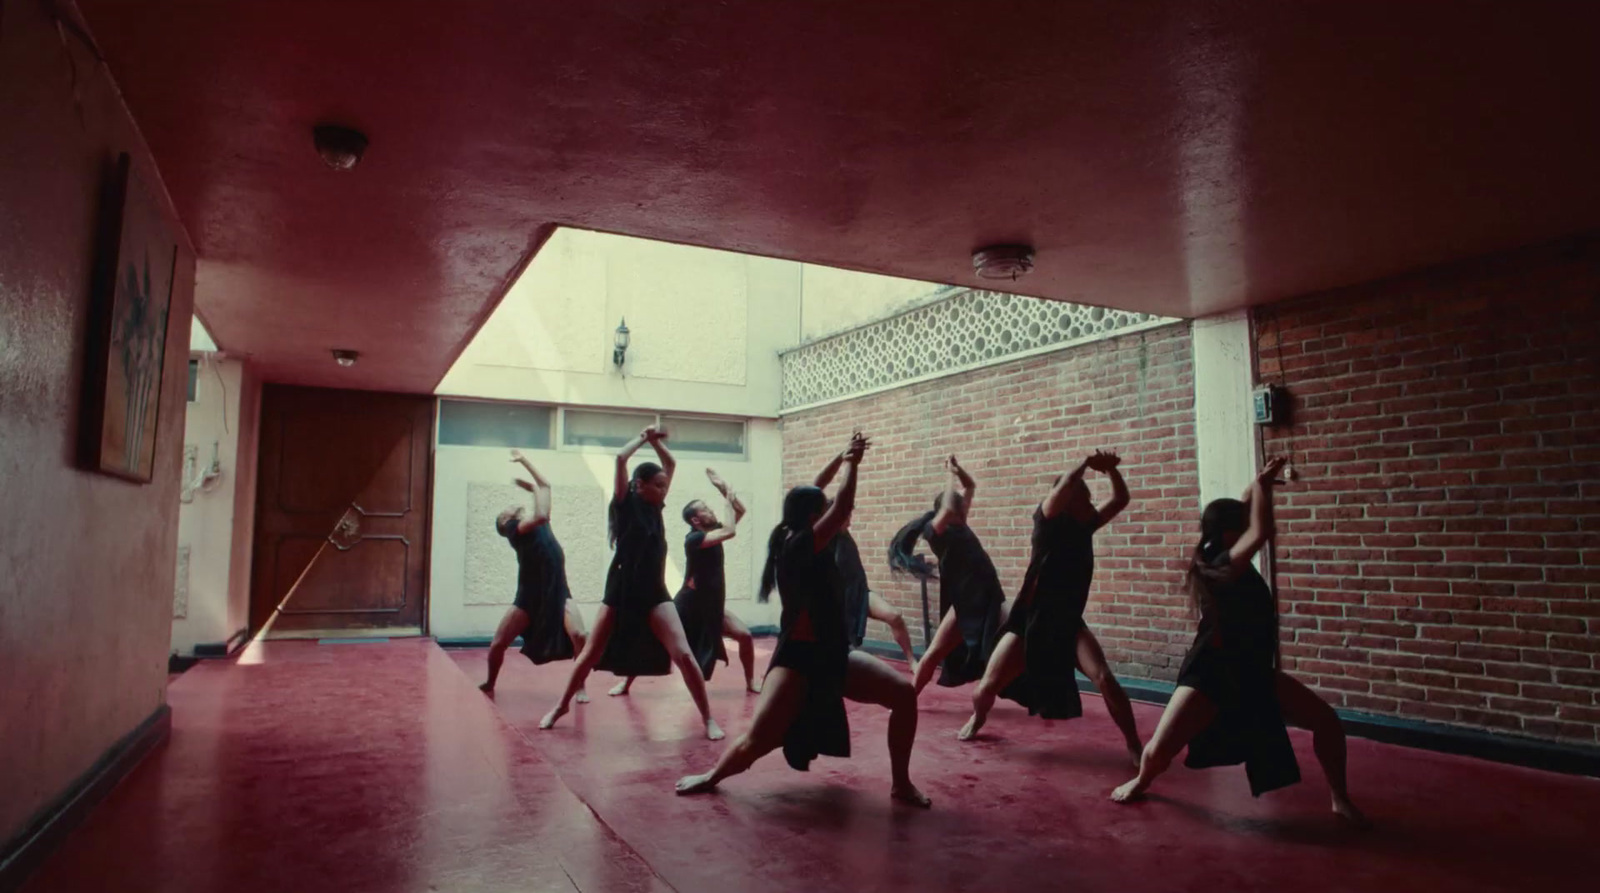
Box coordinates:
[613,318,630,369]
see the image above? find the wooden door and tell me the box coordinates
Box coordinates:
[250,385,433,636]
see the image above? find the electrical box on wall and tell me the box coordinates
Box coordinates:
[1253,385,1289,426]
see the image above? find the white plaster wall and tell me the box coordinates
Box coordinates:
[437,228,796,419]
[429,420,783,638]
[1191,310,1259,508]
[799,263,950,342]
[171,354,246,655]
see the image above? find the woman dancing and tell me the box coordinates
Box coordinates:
[539,427,724,740]
[812,448,919,672]
[479,450,589,699]
[1110,457,1367,825]
[610,468,761,696]
[957,451,1142,761]
[890,456,1005,695]
[676,434,930,807]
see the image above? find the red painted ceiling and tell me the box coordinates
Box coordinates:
[77,0,1600,392]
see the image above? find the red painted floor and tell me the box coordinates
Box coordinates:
[26,639,1600,892]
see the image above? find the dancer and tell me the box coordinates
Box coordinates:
[479,450,589,698]
[1110,457,1367,825]
[676,434,929,807]
[813,448,918,672]
[539,427,724,740]
[610,468,761,697]
[957,450,1141,759]
[889,456,1005,694]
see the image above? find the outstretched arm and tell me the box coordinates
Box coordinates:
[512,478,550,532]
[1228,457,1287,571]
[813,449,847,490]
[930,455,973,534]
[1095,453,1130,526]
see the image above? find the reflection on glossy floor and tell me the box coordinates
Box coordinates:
[29,639,1600,892]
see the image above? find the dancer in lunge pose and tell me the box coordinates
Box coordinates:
[957,451,1141,760]
[610,467,761,696]
[813,448,918,672]
[676,433,929,807]
[889,456,1005,695]
[480,450,590,698]
[1110,457,1367,825]
[538,427,724,740]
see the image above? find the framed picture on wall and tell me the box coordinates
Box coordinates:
[83,153,178,483]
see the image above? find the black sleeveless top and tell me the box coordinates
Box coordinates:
[602,489,670,612]
[682,529,725,596]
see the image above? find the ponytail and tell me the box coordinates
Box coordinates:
[888,510,938,577]
[758,524,787,603]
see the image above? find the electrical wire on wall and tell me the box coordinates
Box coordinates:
[1252,306,1296,671]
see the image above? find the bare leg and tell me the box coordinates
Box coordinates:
[481,607,530,694]
[540,606,616,729]
[911,609,965,695]
[648,602,724,740]
[563,602,590,703]
[1277,673,1369,826]
[867,592,918,676]
[960,631,1024,741]
[844,651,932,807]
[677,667,806,794]
[1076,627,1141,765]
[1111,685,1217,802]
[722,612,761,694]
[610,676,635,696]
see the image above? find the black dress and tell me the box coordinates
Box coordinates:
[769,530,852,771]
[595,490,673,677]
[998,508,1101,719]
[834,531,872,649]
[1176,552,1301,796]
[505,522,577,665]
[924,521,1005,687]
[673,529,729,679]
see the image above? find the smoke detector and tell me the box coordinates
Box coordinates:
[332,349,359,367]
[972,245,1035,281]
[314,125,368,171]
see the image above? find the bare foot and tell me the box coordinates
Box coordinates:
[478,682,495,695]
[705,719,726,741]
[1333,795,1372,828]
[608,681,631,697]
[891,782,933,808]
[746,681,763,695]
[538,704,567,730]
[676,773,717,795]
[575,689,591,704]
[957,713,985,741]
[1110,777,1147,803]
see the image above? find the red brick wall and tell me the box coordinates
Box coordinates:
[1258,239,1600,745]
[780,324,1200,680]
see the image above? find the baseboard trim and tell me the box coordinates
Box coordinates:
[0,704,172,891]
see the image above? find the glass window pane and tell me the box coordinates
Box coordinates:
[563,409,654,448]
[186,360,199,402]
[438,400,553,449]
[661,415,745,455]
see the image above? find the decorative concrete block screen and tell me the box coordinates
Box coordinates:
[780,288,1173,411]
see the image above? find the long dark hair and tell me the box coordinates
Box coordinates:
[1185,497,1248,613]
[888,492,955,578]
[758,486,826,603]
[609,461,664,547]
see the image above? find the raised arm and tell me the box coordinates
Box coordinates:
[647,427,676,488]
[814,434,868,550]
[699,467,746,548]
[613,428,652,504]
[1041,460,1090,519]
[512,477,550,532]
[1093,451,1130,526]
[930,455,972,534]
[1228,457,1287,571]
[813,448,847,489]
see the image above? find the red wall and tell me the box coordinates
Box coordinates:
[780,325,1200,679]
[0,0,195,843]
[1258,238,1600,745]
